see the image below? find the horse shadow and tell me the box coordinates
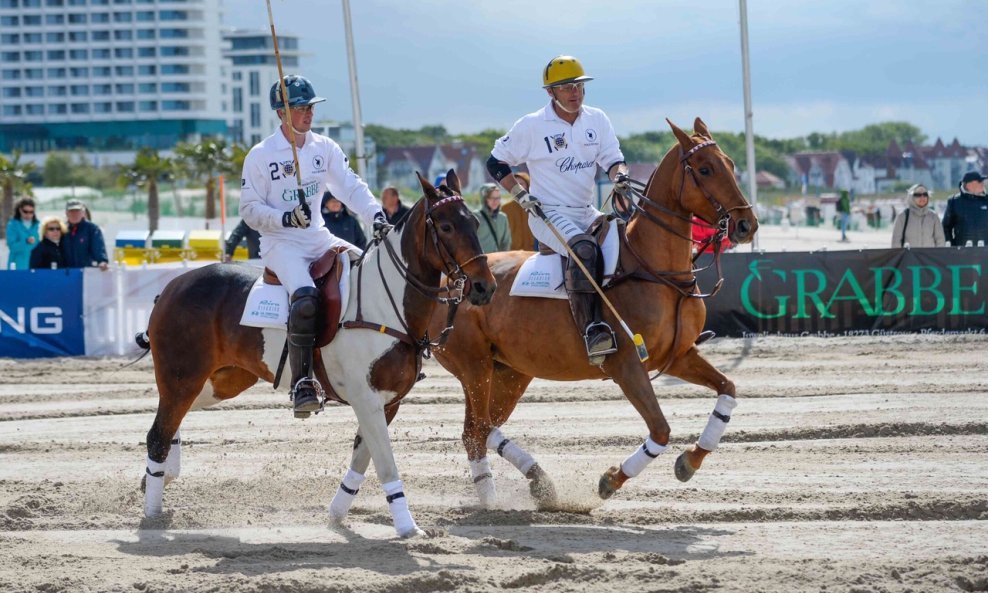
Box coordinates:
[115,515,467,577]
[441,509,751,564]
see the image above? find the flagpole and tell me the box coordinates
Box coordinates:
[739,0,759,250]
[342,0,367,178]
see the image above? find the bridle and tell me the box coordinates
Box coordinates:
[615,138,753,298]
[349,191,487,357]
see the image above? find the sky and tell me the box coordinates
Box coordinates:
[226,0,988,145]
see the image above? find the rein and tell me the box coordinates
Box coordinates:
[344,194,484,358]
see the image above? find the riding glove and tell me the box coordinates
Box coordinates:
[510,184,542,213]
[613,173,632,196]
[372,212,392,241]
[282,202,311,229]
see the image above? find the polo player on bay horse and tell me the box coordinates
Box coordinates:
[487,55,632,366]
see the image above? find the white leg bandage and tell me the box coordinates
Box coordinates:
[328,469,365,521]
[697,394,738,452]
[163,432,181,486]
[487,427,536,476]
[144,457,166,517]
[383,479,419,537]
[470,457,497,508]
[620,436,667,478]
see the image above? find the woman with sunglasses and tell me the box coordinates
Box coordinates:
[891,184,945,248]
[5,197,40,270]
[29,216,69,270]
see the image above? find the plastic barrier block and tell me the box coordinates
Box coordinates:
[115,230,149,249]
[150,230,186,248]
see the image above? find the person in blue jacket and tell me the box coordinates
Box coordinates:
[5,197,40,270]
[62,199,109,270]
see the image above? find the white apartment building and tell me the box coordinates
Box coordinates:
[0,0,226,152]
[222,28,299,147]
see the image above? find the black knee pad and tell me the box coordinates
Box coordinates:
[564,236,602,292]
[289,287,320,335]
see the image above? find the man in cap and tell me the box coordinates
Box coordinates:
[942,171,988,247]
[485,55,630,366]
[63,199,109,271]
[239,74,388,418]
[473,183,511,253]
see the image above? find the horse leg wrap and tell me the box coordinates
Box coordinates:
[328,469,365,522]
[697,394,738,452]
[163,432,181,486]
[144,457,166,517]
[487,427,536,476]
[383,480,420,538]
[470,457,497,508]
[620,436,667,478]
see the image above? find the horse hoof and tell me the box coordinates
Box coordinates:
[398,527,426,539]
[674,453,697,482]
[598,466,623,500]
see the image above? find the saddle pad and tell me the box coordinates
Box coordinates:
[240,256,351,329]
[509,219,620,300]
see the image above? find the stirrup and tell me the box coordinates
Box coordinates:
[585,322,617,366]
[291,377,323,419]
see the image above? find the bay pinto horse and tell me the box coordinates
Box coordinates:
[139,170,495,538]
[430,118,758,508]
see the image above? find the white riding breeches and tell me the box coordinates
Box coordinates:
[262,236,359,295]
[528,203,604,254]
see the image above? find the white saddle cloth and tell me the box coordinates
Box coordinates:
[240,256,351,329]
[509,219,620,300]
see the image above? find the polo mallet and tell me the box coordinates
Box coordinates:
[265,0,306,212]
[531,205,648,362]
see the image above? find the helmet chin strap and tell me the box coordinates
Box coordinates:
[550,87,585,115]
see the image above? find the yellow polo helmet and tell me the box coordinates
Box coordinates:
[542,55,594,88]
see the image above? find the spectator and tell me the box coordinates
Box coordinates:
[63,199,109,270]
[836,190,851,242]
[473,183,511,253]
[224,219,261,261]
[501,172,537,250]
[30,216,68,269]
[320,191,367,249]
[5,197,40,270]
[381,186,410,225]
[942,171,988,246]
[891,184,945,248]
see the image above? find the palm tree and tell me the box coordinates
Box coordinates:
[118,148,173,233]
[0,151,36,240]
[174,137,234,225]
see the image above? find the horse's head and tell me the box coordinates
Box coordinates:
[409,169,497,305]
[666,118,759,244]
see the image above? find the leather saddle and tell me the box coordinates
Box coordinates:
[263,247,347,348]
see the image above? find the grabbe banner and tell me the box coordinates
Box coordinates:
[697,247,988,337]
[0,269,85,358]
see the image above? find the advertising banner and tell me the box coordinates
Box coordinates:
[698,247,988,337]
[0,269,85,358]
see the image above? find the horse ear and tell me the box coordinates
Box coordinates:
[416,171,438,200]
[445,169,461,194]
[666,118,694,150]
[693,117,712,139]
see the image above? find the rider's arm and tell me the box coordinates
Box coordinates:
[596,110,626,182]
[239,147,287,232]
[323,141,384,226]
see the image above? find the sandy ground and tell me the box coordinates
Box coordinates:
[1,334,987,592]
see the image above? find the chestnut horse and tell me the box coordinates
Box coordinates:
[139,171,495,537]
[431,118,759,507]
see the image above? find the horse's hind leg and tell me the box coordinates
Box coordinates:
[484,363,559,508]
[328,402,400,524]
[144,376,202,517]
[663,346,738,482]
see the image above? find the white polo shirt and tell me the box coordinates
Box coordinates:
[491,100,624,209]
[240,129,382,255]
